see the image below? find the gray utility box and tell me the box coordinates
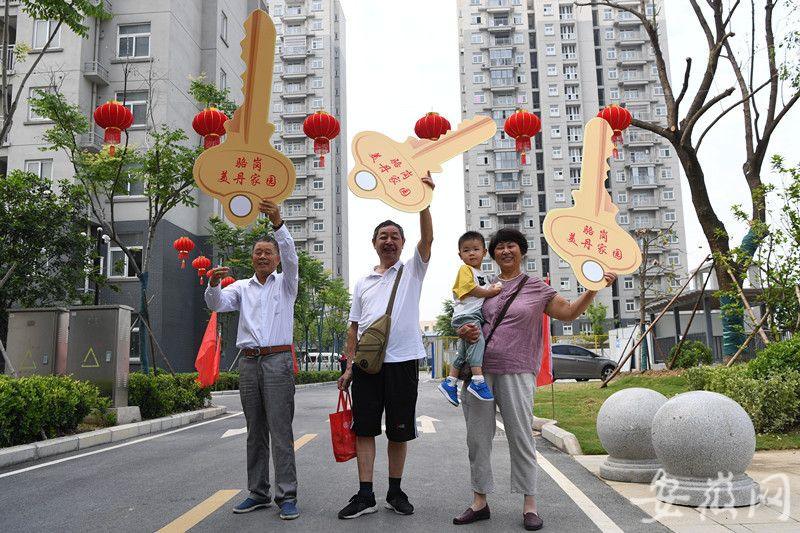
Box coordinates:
[5,308,69,377]
[65,305,133,408]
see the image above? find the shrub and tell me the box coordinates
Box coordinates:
[669,340,713,369]
[0,375,106,447]
[213,371,240,391]
[295,370,340,384]
[749,336,800,379]
[686,364,800,433]
[128,372,210,419]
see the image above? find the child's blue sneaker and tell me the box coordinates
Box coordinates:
[467,380,494,401]
[438,380,459,406]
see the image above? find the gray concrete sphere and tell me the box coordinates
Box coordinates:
[597,387,667,460]
[651,390,756,479]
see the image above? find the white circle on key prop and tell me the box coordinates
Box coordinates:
[354,171,377,191]
[581,260,605,283]
[229,195,252,218]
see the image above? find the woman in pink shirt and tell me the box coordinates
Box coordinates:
[453,228,615,531]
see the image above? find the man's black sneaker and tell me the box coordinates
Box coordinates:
[338,493,378,519]
[385,490,414,515]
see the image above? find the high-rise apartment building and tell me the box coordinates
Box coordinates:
[1,0,346,369]
[457,0,687,335]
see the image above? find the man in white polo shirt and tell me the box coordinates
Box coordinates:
[337,177,434,520]
[205,199,300,521]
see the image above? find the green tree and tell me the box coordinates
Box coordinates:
[293,251,328,368]
[321,277,351,358]
[434,299,457,337]
[0,0,111,142]
[30,75,209,374]
[188,76,238,119]
[0,170,103,366]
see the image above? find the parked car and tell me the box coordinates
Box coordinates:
[551,344,617,381]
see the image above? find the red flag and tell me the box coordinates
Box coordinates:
[291,344,299,375]
[195,311,220,387]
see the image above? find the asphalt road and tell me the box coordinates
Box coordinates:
[0,376,666,532]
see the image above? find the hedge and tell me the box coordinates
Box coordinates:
[669,340,713,369]
[684,362,800,433]
[0,375,108,447]
[128,372,211,420]
[202,370,341,392]
[749,336,800,379]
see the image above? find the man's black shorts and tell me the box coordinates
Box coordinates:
[351,359,419,442]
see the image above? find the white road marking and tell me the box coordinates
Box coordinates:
[496,420,624,533]
[0,412,244,479]
[416,415,440,433]
[221,427,247,439]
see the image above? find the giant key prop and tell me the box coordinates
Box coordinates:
[193,10,294,226]
[543,118,642,290]
[348,116,496,212]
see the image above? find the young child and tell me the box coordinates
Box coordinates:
[438,231,501,406]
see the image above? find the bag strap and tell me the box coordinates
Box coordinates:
[337,390,351,412]
[485,274,528,347]
[384,265,404,316]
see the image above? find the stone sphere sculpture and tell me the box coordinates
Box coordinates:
[596,387,667,482]
[651,390,760,507]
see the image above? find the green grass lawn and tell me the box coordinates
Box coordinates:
[533,374,800,454]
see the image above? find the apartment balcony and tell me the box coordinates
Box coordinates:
[489,57,514,67]
[629,156,663,166]
[489,78,516,92]
[614,13,642,27]
[281,86,308,99]
[618,75,650,86]
[281,46,309,59]
[629,175,658,188]
[293,164,308,177]
[494,180,521,194]
[283,8,308,21]
[485,0,512,13]
[492,138,515,150]
[281,128,306,139]
[618,32,647,44]
[282,105,308,119]
[283,209,307,221]
[283,27,308,38]
[630,197,660,210]
[289,229,308,241]
[78,131,104,152]
[491,37,513,47]
[289,183,309,199]
[83,61,109,86]
[281,67,308,80]
[626,132,656,145]
[487,20,512,33]
[617,55,647,66]
[501,223,521,230]
[497,201,522,216]
[631,219,659,230]
[3,48,15,74]
[284,143,308,158]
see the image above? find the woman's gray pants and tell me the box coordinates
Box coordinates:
[239,352,297,505]
[462,372,538,495]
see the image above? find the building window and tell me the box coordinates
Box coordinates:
[311,1,323,12]
[479,217,491,229]
[313,242,325,253]
[544,24,554,35]
[605,29,615,40]
[478,174,490,186]
[472,52,483,64]
[115,90,149,126]
[311,78,324,89]
[617,191,628,203]
[108,247,142,278]
[549,104,560,117]
[660,167,673,179]
[550,125,562,138]
[526,260,537,271]
[25,159,53,179]
[473,73,485,84]
[668,254,680,266]
[118,23,151,58]
[523,196,534,207]
[625,299,635,312]
[312,199,324,210]
[478,196,490,208]
[313,221,324,232]
[555,189,565,202]
[662,188,675,201]
[527,240,537,251]
[27,86,54,120]
[471,32,483,44]
[623,277,634,290]
[32,19,60,49]
[312,178,324,189]
[664,210,677,222]
[562,323,573,335]
[615,170,626,182]
[543,4,554,15]
[525,218,535,228]
[311,97,324,109]
[473,92,486,104]
[481,260,494,272]
[577,285,587,295]
[547,64,557,76]
[560,278,570,291]
[552,145,562,159]
[545,43,555,56]
[219,68,227,90]
[608,68,618,79]
[311,38,323,50]
[470,14,482,25]
[220,11,228,43]
[619,213,629,224]
[311,58,324,69]
[659,146,671,158]
[609,88,620,100]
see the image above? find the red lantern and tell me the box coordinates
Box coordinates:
[192,255,211,285]
[303,111,340,168]
[414,112,451,141]
[192,107,228,149]
[173,236,194,269]
[221,276,236,288]
[597,104,632,157]
[93,101,133,157]
[503,109,541,165]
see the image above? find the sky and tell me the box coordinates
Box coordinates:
[336,0,800,322]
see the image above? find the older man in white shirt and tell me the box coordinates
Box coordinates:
[205,199,300,521]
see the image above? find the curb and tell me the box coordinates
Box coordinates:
[211,380,339,397]
[533,415,583,455]
[0,406,227,469]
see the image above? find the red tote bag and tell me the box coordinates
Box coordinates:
[329,390,357,462]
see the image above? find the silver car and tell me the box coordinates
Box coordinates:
[551,344,617,381]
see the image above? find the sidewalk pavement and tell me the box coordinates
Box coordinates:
[574,450,800,532]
